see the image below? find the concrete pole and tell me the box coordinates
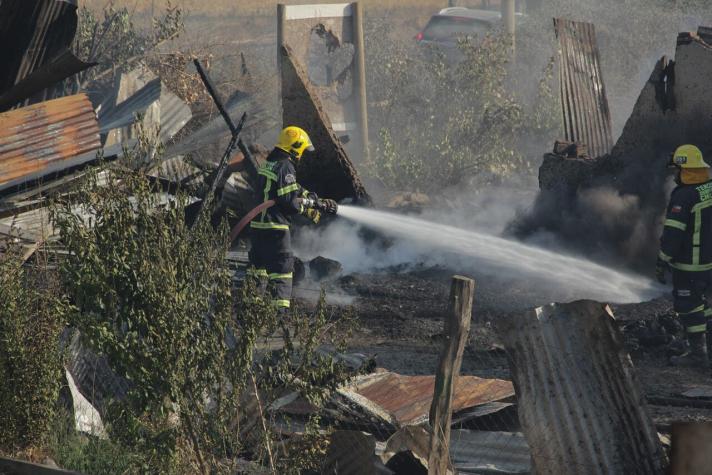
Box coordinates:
[501,0,516,54]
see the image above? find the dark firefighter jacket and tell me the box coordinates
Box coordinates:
[659,180,712,272]
[250,148,311,231]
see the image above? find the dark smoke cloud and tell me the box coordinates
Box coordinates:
[508,153,675,274]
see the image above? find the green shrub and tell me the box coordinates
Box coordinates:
[52,168,233,470]
[364,19,560,192]
[0,246,67,452]
[50,410,145,475]
[52,165,356,473]
[69,2,184,93]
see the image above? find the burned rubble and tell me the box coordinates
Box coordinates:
[514,27,712,272]
[5,1,712,474]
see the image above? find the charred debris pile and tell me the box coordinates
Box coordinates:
[2,1,712,473]
[513,23,712,274]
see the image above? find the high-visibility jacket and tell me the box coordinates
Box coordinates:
[659,180,712,272]
[250,148,311,231]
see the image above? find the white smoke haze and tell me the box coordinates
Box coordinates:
[293,199,666,306]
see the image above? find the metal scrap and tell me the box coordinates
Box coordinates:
[333,371,514,433]
[0,0,92,111]
[380,425,530,475]
[554,18,613,158]
[321,430,393,475]
[495,300,666,475]
[98,77,161,133]
[0,49,95,112]
[102,66,192,148]
[0,93,100,190]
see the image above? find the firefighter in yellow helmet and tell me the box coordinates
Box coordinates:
[657,144,712,368]
[249,126,338,311]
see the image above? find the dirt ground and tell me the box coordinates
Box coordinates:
[295,264,712,432]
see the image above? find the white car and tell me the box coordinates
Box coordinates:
[415,7,511,46]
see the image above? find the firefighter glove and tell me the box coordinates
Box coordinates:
[317,198,338,215]
[656,257,669,284]
[303,208,321,224]
[301,197,316,209]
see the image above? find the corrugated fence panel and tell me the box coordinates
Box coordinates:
[496,300,666,474]
[554,18,614,158]
[0,93,100,186]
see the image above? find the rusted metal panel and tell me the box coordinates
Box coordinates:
[0,94,100,188]
[341,371,514,428]
[554,18,613,158]
[496,300,666,475]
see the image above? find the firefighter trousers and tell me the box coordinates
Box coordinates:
[248,228,294,310]
[672,269,712,334]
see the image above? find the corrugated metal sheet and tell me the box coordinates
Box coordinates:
[65,330,130,413]
[339,371,514,429]
[0,49,94,113]
[0,0,80,107]
[146,155,204,190]
[159,88,192,143]
[101,67,192,147]
[98,78,161,133]
[554,18,613,159]
[0,141,129,195]
[496,300,666,475]
[0,93,100,188]
[450,430,530,475]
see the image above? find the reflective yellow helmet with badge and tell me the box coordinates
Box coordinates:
[276,126,315,160]
[672,144,710,169]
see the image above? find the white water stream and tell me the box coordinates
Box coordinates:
[337,205,666,304]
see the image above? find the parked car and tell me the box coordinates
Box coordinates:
[415,7,509,46]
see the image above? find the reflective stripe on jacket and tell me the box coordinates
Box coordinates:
[659,180,712,271]
[250,148,311,231]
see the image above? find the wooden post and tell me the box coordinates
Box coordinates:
[671,422,712,474]
[428,275,475,475]
[277,4,286,82]
[501,0,516,54]
[352,2,370,163]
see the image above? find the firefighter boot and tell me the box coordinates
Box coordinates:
[670,332,709,368]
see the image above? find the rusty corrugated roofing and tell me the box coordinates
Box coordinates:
[554,18,613,159]
[496,300,666,475]
[0,93,100,187]
[342,371,514,428]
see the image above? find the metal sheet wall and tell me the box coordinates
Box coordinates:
[554,18,614,158]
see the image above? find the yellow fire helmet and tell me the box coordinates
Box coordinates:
[276,126,315,160]
[672,144,710,169]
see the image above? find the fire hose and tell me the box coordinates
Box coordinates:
[229,200,275,242]
[229,198,339,242]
